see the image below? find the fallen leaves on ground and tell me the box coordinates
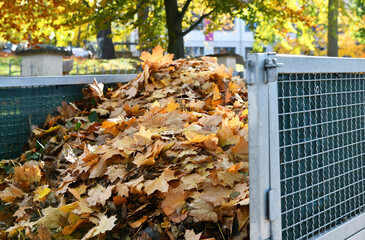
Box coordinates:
[0,45,249,240]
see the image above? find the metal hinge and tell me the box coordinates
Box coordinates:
[264,53,283,84]
[243,59,256,85]
[268,189,280,222]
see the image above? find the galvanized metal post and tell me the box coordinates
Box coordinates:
[247,53,282,240]
[247,53,272,240]
[30,62,34,76]
[265,53,282,240]
[8,60,11,76]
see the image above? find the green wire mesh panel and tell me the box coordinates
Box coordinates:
[278,73,365,239]
[0,85,85,159]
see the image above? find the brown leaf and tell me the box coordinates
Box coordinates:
[36,207,67,229]
[189,199,218,222]
[179,174,205,190]
[82,214,117,240]
[201,184,231,207]
[86,184,114,206]
[115,182,129,197]
[105,165,127,183]
[0,185,25,202]
[217,170,243,188]
[36,226,51,240]
[231,137,249,161]
[14,161,42,183]
[185,229,202,240]
[161,186,188,216]
[128,215,147,228]
[134,125,153,146]
[144,169,176,195]
[62,219,88,235]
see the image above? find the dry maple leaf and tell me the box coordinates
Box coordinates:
[134,125,153,146]
[36,207,67,229]
[34,186,51,202]
[161,186,188,216]
[201,184,232,207]
[115,182,129,197]
[217,170,243,188]
[82,214,117,240]
[140,45,174,68]
[185,229,203,240]
[144,168,176,195]
[179,174,205,190]
[105,165,127,183]
[128,215,148,228]
[189,199,218,222]
[86,184,114,206]
[89,79,104,99]
[217,118,241,147]
[0,185,25,202]
[14,161,42,184]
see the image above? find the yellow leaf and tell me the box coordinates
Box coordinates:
[45,125,60,133]
[59,202,79,213]
[212,85,221,100]
[34,187,51,202]
[166,100,180,112]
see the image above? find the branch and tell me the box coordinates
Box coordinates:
[177,0,192,21]
[181,10,213,37]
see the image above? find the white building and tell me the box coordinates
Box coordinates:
[184,19,272,58]
[129,19,272,59]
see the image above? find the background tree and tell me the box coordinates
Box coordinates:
[68,0,318,59]
[0,0,71,46]
[327,0,339,56]
[1,0,331,59]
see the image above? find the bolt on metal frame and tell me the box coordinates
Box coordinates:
[247,53,365,240]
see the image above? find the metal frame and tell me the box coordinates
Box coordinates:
[0,74,138,87]
[248,53,365,240]
[247,53,282,240]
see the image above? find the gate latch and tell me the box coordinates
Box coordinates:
[243,59,256,85]
[264,56,283,83]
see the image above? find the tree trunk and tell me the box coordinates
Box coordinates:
[327,0,338,57]
[96,25,116,59]
[164,0,184,59]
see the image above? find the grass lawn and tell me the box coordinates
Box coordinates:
[0,56,21,76]
[0,56,141,76]
[67,57,141,75]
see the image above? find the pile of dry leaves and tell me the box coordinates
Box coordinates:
[0,46,249,240]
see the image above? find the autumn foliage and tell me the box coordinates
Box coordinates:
[0,46,249,239]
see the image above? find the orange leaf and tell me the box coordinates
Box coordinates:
[14,161,42,183]
[128,215,147,228]
[63,219,88,235]
[228,163,243,173]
